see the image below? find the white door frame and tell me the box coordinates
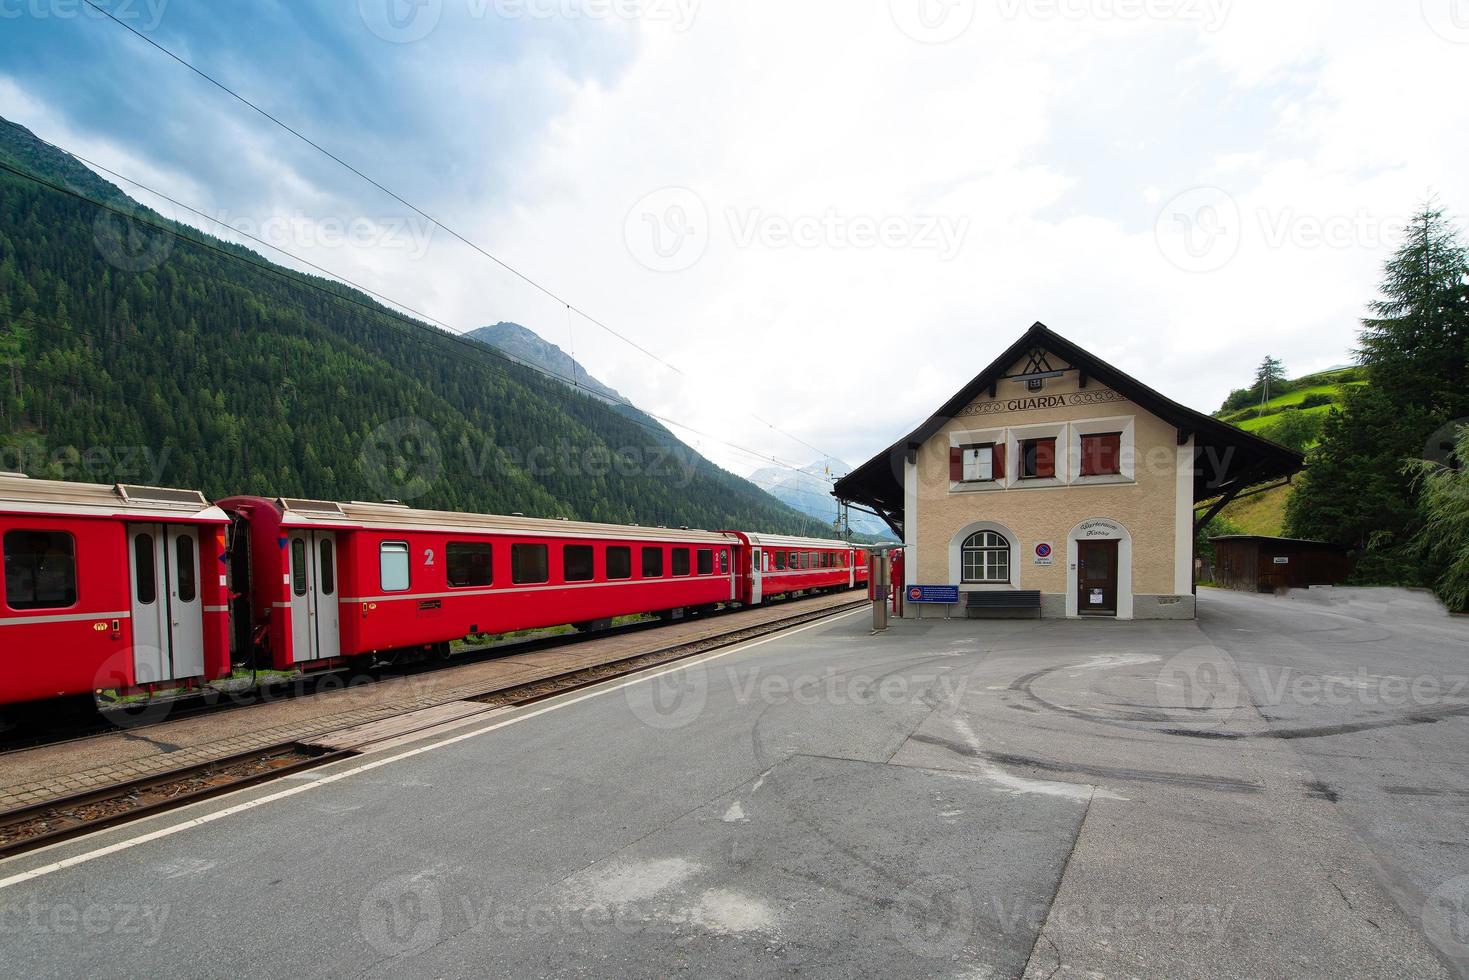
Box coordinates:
[1066,518,1133,620]
[313,531,340,662]
[750,548,763,605]
[165,524,205,679]
[288,530,340,664]
[129,525,167,685]
[128,523,205,683]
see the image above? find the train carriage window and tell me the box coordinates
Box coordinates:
[696,549,713,575]
[447,541,492,588]
[4,530,78,610]
[380,541,410,592]
[775,551,786,571]
[292,539,308,597]
[512,543,550,585]
[809,551,818,568]
[719,551,729,574]
[672,548,690,576]
[319,539,336,595]
[133,533,156,605]
[642,547,664,578]
[564,545,595,583]
[607,546,632,580]
[176,535,197,603]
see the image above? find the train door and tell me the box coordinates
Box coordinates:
[750,548,763,605]
[848,549,856,588]
[128,524,205,684]
[288,530,340,664]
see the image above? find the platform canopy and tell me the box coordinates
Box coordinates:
[833,322,1306,538]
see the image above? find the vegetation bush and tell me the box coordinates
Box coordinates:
[1297,392,1335,410]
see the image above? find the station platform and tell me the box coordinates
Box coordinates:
[0,593,863,811]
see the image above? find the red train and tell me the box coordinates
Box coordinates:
[0,474,869,712]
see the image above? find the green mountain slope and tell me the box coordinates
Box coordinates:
[0,117,832,535]
[1204,365,1365,537]
[1216,366,1364,444]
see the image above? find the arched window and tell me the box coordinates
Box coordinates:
[962,531,1010,584]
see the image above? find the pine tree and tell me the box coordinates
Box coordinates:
[1253,356,1287,409]
[1359,203,1469,418]
[1407,424,1469,611]
[1286,203,1469,583]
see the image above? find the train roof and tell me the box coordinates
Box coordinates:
[740,532,867,550]
[251,496,740,544]
[0,474,227,522]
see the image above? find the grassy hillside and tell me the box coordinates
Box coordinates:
[1216,367,1364,444]
[1212,482,1292,536]
[1204,366,1365,536]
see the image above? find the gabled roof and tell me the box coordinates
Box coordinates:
[833,322,1304,536]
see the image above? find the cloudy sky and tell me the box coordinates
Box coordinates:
[2,0,1466,480]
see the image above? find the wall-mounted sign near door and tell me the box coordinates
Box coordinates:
[1034,542,1054,566]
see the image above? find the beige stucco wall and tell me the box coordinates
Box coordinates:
[911,353,1187,604]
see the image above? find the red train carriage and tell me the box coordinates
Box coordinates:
[220,496,747,671]
[0,474,231,709]
[726,532,869,605]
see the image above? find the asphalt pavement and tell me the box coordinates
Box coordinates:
[2,588,1467,978]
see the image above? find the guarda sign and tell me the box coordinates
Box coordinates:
[960,388,1126,419]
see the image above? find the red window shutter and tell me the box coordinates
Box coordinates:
[1081,434,1122,475]
[950,447,963,482]
[1101,433,1121,474]
[993,442,1007,480]
[1036,439,1056,478]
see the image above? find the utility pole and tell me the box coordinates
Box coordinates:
[825,462,851,542]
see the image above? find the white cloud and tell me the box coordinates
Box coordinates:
[450,0,1468,475]
[8,0,1467,481]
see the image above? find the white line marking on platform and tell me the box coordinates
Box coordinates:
[0,606,866,891]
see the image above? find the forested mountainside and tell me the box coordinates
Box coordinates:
[0,117,833,535]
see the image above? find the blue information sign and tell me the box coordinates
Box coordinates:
[906,584,960,604]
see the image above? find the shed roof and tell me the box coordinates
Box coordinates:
[1208,535,1346,550]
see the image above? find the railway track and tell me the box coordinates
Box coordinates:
[0,591,848,757]
[0,597,864,860]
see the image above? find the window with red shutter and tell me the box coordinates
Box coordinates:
[1080,432,1123,476]
[1020,438,1056,479]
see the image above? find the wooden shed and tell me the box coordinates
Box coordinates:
[1208,535,1354,593]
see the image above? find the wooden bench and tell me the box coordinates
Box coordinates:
[964,590,1042,618]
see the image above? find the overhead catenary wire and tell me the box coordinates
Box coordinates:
[75,0,847,472]
[76,0,680,379]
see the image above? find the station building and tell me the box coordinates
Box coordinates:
[834,323,1303,620]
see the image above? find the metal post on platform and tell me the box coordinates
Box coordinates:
[870,552,888,633]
